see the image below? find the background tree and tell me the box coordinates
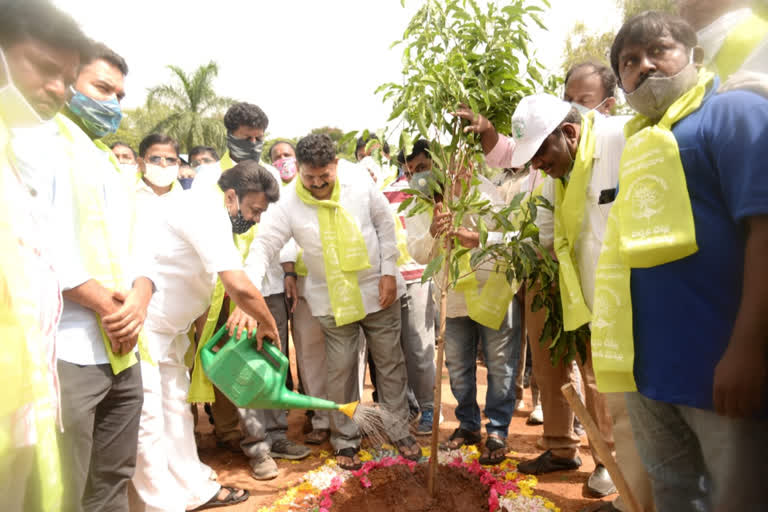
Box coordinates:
[145,61,234,154]
[561,0,677,75]
[102,103,174,153]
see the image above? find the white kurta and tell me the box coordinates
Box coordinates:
[535,115,629,310]
[246,162,404,318]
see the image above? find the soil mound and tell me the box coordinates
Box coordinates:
[331,464,490,512]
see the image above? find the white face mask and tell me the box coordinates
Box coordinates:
[194,161,221,175]
[0,47,45,128]
[143,163,178,188]
[118,162,138,174]
[571,96,611,115]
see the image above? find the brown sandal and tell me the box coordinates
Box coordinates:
[441,427,481,450]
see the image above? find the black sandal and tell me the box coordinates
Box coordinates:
[334,447,363,471]
[189,486,249,511]
[394,435,422,461]
[440,427,482,450]
[478,434,507,465]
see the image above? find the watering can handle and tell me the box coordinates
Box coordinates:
[201,325,230,357]
[260,339,289,374]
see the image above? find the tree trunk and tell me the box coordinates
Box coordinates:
[427,264,450,497]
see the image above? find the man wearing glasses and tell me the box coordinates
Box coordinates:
[134,133,184,230]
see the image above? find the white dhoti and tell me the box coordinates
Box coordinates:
[132,331,220,512]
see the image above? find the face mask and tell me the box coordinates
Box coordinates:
[194,161,221,175]
[624,61,699,120]
[227,132,263,162]
[408,170,433,196]
[570,96,610,115]
[0,47,45,128]
[229,195,255,234]
[178,177,194,190]
[273,156,297,182]
[143,163,178,187]
[118,162,138,174]
[67,88,122,137]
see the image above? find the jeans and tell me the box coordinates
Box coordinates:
[626,391,768,512]
[444,297,521,437]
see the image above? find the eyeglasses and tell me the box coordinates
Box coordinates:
[146,155,179,166]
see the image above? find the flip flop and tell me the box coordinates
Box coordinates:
[189,486,249,511]
[478,434,507,465]
[395,435,422,461]
[440,427,481,450]
[334,447,363,471]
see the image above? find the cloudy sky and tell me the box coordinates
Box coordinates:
[53,0,622,139]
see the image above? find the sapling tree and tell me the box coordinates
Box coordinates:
[379,0,589,496]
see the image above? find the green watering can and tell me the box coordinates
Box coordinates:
[200,326,359,418]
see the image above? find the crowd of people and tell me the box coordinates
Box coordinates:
[1,0,766,511]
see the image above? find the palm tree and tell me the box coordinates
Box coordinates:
[146,61,233,154]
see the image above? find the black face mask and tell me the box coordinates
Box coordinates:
[227,132,263,162]
[229,196,255,234]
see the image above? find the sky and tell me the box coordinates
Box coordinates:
[53,0,623,140]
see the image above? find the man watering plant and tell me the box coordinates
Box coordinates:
[590,10,768,511]
[244,133,420,470]
[131,159,280,511]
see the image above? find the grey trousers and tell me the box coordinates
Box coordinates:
[400,281,436,410]
[316,300,410,451]
[238,293,288,460]
[57,359,143,512]
[626,391,768,511]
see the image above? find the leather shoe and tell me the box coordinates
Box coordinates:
[517,450,582,474]
[587,464,617,497]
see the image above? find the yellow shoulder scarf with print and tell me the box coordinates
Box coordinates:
[296,177,370,326]
[554,112,597,331]
[55,116,151,374]
[591,71,714,392]
[0,116,62,511]
[713,11,768,81]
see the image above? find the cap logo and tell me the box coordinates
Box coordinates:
[512,118,525,139]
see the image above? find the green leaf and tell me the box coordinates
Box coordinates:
[422,253,445,283]
[478,216,488,246]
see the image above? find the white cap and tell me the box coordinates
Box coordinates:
[508,94,572,168]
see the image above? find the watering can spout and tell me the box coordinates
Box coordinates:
[276,388,340,412]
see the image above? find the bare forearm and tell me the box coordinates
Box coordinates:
[220,270,272,325]
[62,280,114,317]
[480,127,500,156]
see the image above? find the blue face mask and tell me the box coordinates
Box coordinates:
[67,88,123,137]
[178,177,194,190]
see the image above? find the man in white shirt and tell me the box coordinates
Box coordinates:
[134,133,183,230]
[0,3,88,510]
[132,159,280,512]
[40,45,155,512]
[245,133,419,469]
[459,88,652,511]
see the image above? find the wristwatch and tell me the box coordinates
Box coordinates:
[284,271,298,279]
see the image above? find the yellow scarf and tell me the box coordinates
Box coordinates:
[296,177,370,326]
[453,253,517,330]
[713,12,768,81]
[591,71,714,392]
[0,116,62,511]
[554,112,597,331]
[56,116,151,374]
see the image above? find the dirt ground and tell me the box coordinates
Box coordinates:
[196,353,611,512]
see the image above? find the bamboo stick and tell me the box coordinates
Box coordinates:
[427,286,448,497]
[560,383,642,512]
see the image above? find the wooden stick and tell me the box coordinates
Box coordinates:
[561,383,642,512]
[427,287,448,497]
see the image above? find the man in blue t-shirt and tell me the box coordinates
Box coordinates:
[609,11,768,512]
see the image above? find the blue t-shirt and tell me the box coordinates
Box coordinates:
[630,81,768,412]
